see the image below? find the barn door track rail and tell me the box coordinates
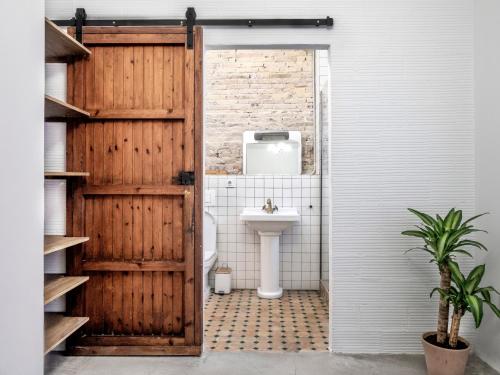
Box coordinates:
[52,7,334,48]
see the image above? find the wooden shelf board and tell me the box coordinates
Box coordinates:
[44,236,89,255]
[44,313,89,354]
[45,171,90,178]
[45,95,90,121]
[45,18,91,63]
[44,275,89,305]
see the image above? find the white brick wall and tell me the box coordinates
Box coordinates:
[205,49,316,174]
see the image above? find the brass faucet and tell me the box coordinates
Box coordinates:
[262,198,278,214]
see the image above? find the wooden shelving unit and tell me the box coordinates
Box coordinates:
[44,18,90,356]
[45,171,90,178]
[45,95,90,121]
[44,314,89,354]
[45,18,91,63]
[45,275,89,305]
[44,235,89,255]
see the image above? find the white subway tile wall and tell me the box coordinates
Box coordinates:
[206,175,321,290]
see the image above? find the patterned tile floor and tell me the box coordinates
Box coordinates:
[204,289,329,352]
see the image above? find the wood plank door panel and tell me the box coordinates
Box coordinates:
[65,27,202,356]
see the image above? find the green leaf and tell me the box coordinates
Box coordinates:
[467,265,485,283]
[404,247,435,256]
[447,227,471,246]
[466,229,488,234]
[466,295,483,328]
[456,239,488,251]
[444,208,456,230]
[408,208,435,227]
[451,210,463,229]
[465,271,483,295]
[415,225,436,238]
[451,249,473,258]
[430,287,448,299]
[437,231,450,257]
[477,286,500,296]
[448,260,465,285]
[449,285,459,296]
[480,289,491,303]
[436,215,444,232]
[461,212,488,227]
[484,301,500,318]
[402,230,427,238]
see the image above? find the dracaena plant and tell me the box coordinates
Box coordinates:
[402,208,487,345]
[431,261,500,348]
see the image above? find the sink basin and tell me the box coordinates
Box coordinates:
[239,207,300,233]
[240,207,300,299]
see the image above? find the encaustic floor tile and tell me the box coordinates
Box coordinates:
[204,289,329,352]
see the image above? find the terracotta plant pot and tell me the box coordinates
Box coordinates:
[422,331,471,375]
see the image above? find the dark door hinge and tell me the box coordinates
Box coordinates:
[185,7,196,49]
[173,171,195,185]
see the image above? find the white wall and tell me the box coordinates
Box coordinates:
[46,0,476,354]
[474,0,500,371]
[0,0,45,373]
[318,50,330,284]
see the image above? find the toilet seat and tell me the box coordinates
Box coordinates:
[204,248,216,265]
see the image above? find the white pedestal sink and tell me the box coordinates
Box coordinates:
[240,207,300,299]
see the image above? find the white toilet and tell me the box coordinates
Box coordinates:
[203,210,218,302]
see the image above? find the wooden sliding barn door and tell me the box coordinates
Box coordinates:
[65,26,203,355]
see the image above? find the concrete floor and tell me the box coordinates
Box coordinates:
[45,352,499,375]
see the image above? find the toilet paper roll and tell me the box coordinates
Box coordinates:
[44,122,66,172]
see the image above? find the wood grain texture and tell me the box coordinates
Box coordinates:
[45,314,89,355]
[82,185,187,196]
[83,33,185,45]
[193,27,204,347]
[82,260,186,272]
[76,336,185,346]
[71,26,187,34]
[45,18,91,62]
[66,27,202,355]
[44,275,89,305]
[44,171,90,178]
[45,95,89,121]
[68,345,201,356]
[88,108,185,120]
[44,236,89,255]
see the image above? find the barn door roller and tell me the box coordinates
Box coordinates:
[54,7,334,49]
[75,8,86,43]
[185,7,196,49]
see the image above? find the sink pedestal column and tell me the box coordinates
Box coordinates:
[257,231,283,299]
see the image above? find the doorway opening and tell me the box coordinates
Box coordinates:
[202,47,331,352]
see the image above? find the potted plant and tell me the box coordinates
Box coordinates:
[424,260,500,375]
[402,208,499,375]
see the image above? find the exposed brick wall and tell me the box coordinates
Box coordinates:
[205,49,315,174]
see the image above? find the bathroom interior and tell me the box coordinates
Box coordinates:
[201,48,331,352]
